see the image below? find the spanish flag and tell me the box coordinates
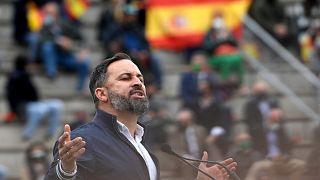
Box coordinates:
[27,1,43,32]
[64,0,90,20]
[146,0,251,51]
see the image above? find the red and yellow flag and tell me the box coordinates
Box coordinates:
[27,1,43,32]
[146,0,251,51]
[64,0,90,20]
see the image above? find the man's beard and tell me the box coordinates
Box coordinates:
[107,89,149,115]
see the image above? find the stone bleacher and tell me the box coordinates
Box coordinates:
[0,0,318,179]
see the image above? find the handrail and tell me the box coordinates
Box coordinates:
[242,51,320,122]
[242,15,320,122]
[244,15,320,89]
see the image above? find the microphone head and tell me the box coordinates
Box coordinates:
[160,144,174,155]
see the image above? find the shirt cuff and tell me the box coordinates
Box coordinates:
[56,160,77,180]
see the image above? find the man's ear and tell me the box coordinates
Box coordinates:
[95,87,108,103]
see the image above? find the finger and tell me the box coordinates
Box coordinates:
[226,161,237,168]
[64,124,71,142]
[68,147,86,161]
[199,151,208,168]
[67,140,86,158]
[226,162,237,172]
[59,137,83,156]
[220,158,234,166]
[58,132,69,149]
[61,141,85,162]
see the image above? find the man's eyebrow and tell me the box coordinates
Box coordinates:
[117,72,144,78]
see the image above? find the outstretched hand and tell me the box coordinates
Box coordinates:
[197,151,237,180]
[58,124,86,172]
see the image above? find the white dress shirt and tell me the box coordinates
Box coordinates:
[117,121,157,180]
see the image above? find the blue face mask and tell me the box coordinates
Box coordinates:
[44,15,54,25]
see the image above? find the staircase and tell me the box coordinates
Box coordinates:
[0,0,318,179]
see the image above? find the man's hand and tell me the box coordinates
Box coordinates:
[56,36,73,50]
[58,124,86,173]
[197,151,237,180]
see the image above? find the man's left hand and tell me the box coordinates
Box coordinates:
[197,151,237,180]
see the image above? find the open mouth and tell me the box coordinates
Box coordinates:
[130,90,145,98]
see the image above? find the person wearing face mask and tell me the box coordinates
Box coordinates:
[169,108,208,180]
[244,109,306,180]
[179,52,214,109]
[34,1,90,93]
[203,12,245,85]
[22,142,50,180]
[243,81,279,155]
[226,133,262,179]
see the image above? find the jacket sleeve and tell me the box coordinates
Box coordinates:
[44,141,63,180]
[45,134,95,180]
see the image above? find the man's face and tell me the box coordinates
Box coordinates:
[105,60,149,114]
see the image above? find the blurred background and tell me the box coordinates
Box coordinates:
[0,0,320,179]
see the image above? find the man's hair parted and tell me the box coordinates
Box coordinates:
[89,53,132,107]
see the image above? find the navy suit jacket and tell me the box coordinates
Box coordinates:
[45,109,160,180]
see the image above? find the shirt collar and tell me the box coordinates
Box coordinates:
[116,120,145,139]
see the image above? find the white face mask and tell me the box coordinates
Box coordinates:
[268,123,280,131]
[212,17,224,29]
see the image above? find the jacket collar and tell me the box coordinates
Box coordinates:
[92,109,147,140]
[92,109,160,179]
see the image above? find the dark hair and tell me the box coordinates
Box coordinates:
[89,53,132,108]
[15,54,29,71]
[26,142,49,180]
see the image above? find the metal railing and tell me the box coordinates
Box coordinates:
[242,15,320,122]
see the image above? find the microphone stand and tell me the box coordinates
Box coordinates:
[173,154,216,180]
[161,144,241,180]
[173,152,241,180]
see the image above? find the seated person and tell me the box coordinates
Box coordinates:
[5,54,63,140]
[203,12,244,85]
[30,2,90,92]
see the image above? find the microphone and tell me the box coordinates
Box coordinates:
[161,144,241,180]
[161,144,215,179]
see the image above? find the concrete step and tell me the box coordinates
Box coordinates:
[227,94,319,120]
[0,3,12,23]
[0,97,94,116]
[0,48,104,74]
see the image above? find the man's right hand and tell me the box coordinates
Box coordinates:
[58,124,86,173]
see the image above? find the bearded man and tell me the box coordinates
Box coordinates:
[45,53,237,180]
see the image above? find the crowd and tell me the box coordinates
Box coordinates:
[0,0,319,179]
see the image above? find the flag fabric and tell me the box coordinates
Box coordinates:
[64,0,90,20]
[146,0,251,51]
[27,1,43,32]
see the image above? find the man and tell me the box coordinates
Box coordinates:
[243,81,278,155]
[45,53,237,180]
[226,133,262,179]
[34,2,90,92]
[5,54,63,140]
[169,109,208,179]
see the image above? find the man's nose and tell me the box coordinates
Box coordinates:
[132,77,143,88]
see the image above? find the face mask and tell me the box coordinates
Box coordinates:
[269,123,280,131]
[212,17,224,29]
[239,140,252,150]
[191,64,201,72]
[44,15,54,25]
[256,92,268,100]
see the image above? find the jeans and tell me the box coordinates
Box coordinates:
[41,42,90,91]
[22,99,63,140]
[149,54,163,89]
[0,164,7,180]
